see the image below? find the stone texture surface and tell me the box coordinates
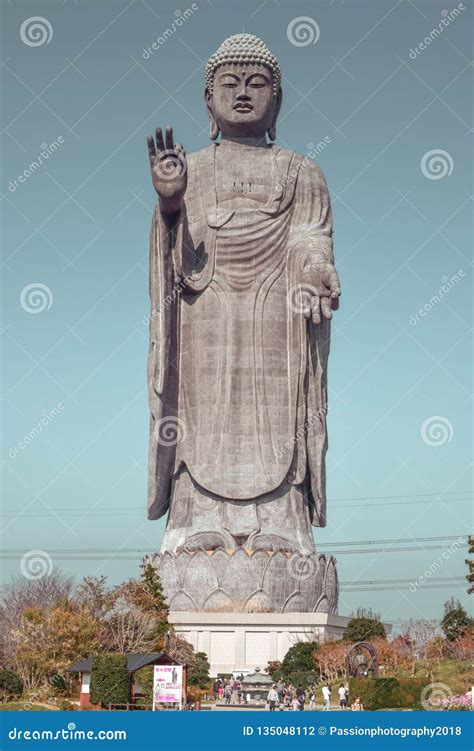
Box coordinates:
[144,548,338,614]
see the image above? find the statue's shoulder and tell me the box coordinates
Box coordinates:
[186,145,214,167]
[274,145,327,182]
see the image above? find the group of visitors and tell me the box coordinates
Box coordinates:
[213,677,245,705]
[267,682,308,711]
[214,676,364,710]
[322,683,364,711]
[268,681,364,711]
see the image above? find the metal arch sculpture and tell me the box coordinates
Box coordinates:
[345,641,378,679]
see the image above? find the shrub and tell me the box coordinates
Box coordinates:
[344,618,386,643]
[442,693,472,711]
[349,677,425,710]
[49,674,68,696]
[134,666,153,702]
[187,652,211,689]
[0,669,23,697]
[89,654,130,708]
[58,699,76,711]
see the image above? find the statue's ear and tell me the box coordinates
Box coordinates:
[268,88,282,142]
[205,88,220,141]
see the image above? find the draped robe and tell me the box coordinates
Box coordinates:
[147,143,334,544]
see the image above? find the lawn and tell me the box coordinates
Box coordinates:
[0,702,56,711]
[383,659,473,697]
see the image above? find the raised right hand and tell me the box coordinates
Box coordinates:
[147,126,187,214]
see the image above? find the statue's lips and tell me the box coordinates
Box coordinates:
[233,104,253,112]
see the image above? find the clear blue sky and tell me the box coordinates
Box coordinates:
[1,0,472,627]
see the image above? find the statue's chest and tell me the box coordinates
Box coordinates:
[215,153,275,207]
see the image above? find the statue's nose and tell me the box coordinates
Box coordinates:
[236,87,251,100]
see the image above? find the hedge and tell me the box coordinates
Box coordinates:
[349,677,426,710]
[89,654,130,708]
[0,669,23,697]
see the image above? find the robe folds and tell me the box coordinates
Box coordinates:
[147,143,334,528]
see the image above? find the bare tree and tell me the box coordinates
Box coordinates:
[106,598,158,654]
[164,628,194,664]
[399,619,440,676]
[0,571,74,664]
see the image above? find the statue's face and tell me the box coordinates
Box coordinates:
[207,63,278,138]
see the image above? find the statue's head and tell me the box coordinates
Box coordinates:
[205,34,282,141]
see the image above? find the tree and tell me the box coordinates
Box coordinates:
[441,599,473,642]
[90,654,130,707]
[313,640,348,682]
[105,598,158,654]
[449,631,474,667]
[266,660,282,678]
[75,576,117,621]
[350,607,382,621]
[119,565,170,649]
[399,619,440,675]
[344,616,386,643]
[187,652,211,688]
[10,605,101,693]
[371,636,411,677]
[163,628,194,665]
[466,536,473,595]
[0,571,74,664]
[272,641,319,687]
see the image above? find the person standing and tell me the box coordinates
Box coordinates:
[338,684,347,709]
[309,687,316,710]
[296,686,305,711]
[276,680,285,704]
[224,683,232,705]
[351,696,364,711]
[267,685,279,712]
[322,683,331,711]
[231,678,239,704]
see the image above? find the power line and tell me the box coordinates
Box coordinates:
[340,576,466,587]
[0,534,466,554]
[0,492,471,517]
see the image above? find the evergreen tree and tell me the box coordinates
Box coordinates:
[344,616,386,643]
[441,598,473,642]
[187,652,211,688]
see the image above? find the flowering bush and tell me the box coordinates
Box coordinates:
[442,693,472,711]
